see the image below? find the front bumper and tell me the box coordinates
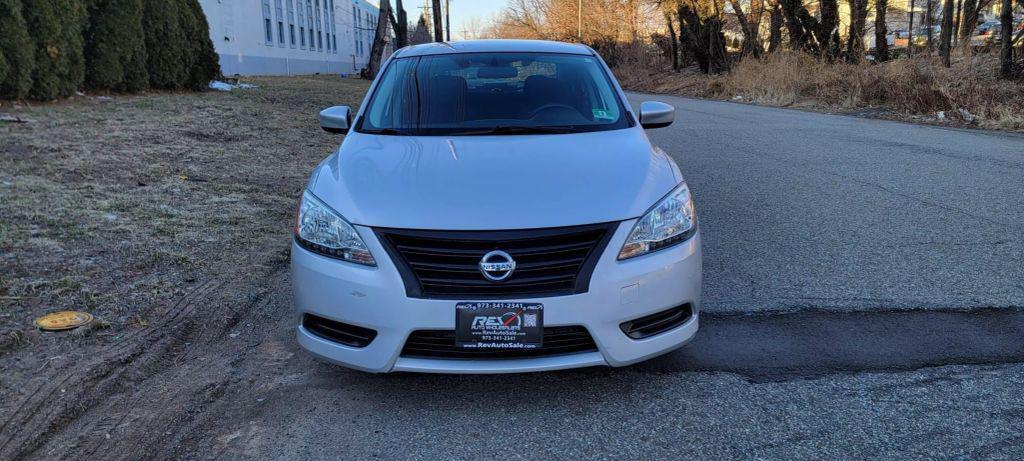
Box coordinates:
[292,220,702,373]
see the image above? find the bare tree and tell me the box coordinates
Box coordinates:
[939,0,955,65]
[959,0,977,38]
[768,1,783,53]
[366,0,392,79]
[908,0,916,55]
[925,0,935,49]
[846,0,868,62]
[410,13,433,44]
[729,0,762,57]
[953,0,963,43]
[819,0,842,57]
[999,0,1013,77]
[875,0,890,61]
[677,1,729,73]
[432,0,444,41]
[665,10,680,69]
[389,0,409,48]
[778,0,840,56]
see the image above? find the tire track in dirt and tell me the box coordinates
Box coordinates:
[22,265,292,460]
[0,280,224,460]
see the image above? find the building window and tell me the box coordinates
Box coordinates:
[287,0,296,48]
[262,0,273,44]
[297,0,306,48]
[333,35,337,53]
[275,0,285,47]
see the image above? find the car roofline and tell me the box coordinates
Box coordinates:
[392,39,596,58]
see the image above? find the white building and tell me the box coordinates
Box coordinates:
[199,0,385,76]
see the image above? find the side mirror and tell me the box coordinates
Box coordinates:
[638,101,675,129]
[319,106,352,134]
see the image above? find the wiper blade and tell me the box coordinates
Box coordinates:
[459,125,577,135]
[360,128,413,136]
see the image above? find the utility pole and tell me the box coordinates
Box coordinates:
[431,0,443,42]
[445,0,451,42]
[577,0,582,42]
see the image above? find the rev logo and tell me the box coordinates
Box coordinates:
[471,311,523,328]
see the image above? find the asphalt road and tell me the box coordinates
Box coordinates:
[21,95,1024,460]
[627,93,1024,313]
[161,98,1024,459]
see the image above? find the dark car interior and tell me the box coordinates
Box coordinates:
[417,59,613,126]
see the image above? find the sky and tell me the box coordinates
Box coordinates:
[406,0,509,40]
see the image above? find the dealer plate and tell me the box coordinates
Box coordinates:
[455,302,543,349]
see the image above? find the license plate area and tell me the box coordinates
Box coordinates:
[455,302,543,349]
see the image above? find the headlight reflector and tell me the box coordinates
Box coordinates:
[296,192,375,266]
[618,182,696,260]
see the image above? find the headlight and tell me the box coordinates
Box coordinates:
[618,182,696,260]
[295,192,376,266]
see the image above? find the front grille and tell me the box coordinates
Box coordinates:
[303,314,377,348]
[619,304,694,339]
[400,326,597,359]
[375,223,616,299]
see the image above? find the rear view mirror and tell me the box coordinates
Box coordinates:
[319,106,352,134]
[477,66,517,79]
[639,101,675,129]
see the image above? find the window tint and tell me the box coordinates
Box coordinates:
[359,53,630,136]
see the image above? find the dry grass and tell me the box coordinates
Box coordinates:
[618,51,1024,131]
[0,75,370,353]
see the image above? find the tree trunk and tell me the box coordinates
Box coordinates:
[677,4,729,74]
[999,0,1013,77]
[431,0,443,42]
[665,11,680,70]
[875,0,890,60]
[908,0,916,55]
[939,0,955,65]
[959,0,977,39]
[768,2,783,52]
[819,0,841,57]
[389,0,408,48]
[366,0,391,79]
[779,0,814,51]
[953,0,962,44]
[445,0,450,41]
[925,0,934,49]
[846,0,868,62]
[729,0,762,57]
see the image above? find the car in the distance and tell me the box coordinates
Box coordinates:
[292,39,701,373]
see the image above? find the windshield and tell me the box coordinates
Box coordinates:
[357,52,631,136]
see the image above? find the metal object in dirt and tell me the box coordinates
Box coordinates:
[34,311,94,331]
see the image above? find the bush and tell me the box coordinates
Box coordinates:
[179,0,220,90]
[83,0,149,91]
[0,0,35,99]
[3,0,218,100]
[142,0,188,89]
[21,0,86,100]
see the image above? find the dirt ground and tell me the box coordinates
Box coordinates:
[0,76,370,459]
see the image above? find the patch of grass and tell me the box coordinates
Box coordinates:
[0,75,371,340]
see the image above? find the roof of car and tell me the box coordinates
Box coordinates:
[392,40,595,58]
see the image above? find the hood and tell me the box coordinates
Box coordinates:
[309,128,680,230]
